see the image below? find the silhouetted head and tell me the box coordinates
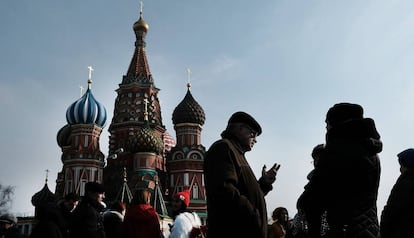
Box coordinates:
[325,103,363,129]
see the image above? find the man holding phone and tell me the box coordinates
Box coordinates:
[204,111,280,238]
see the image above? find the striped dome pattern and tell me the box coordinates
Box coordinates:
[66,87,107,127]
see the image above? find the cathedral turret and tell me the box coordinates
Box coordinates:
[55,67,107,198]
[104,4,167,214]
[66,78,107,127]
[32,171,57,218]
[168,73,207,223]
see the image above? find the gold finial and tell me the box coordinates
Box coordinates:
[133,0,149,32]
[45,169,49,184]
[186,67,192,89]
[87,66,94,89]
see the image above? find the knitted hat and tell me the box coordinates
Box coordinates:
[85,182,105,193]
[228,111,262,136]
[398,148,414,168]
[325,103,363,127]
[174,189,190,207]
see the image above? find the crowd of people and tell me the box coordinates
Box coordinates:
[1,102,414,238]
[203,105,414,238]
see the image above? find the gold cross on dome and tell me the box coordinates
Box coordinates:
[87,66,94,89]
[45,169,49,184]
[143,97,149,121]
[186,67,192,89]
[87,66,94,80]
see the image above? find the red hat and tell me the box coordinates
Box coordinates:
[174,189,190,207]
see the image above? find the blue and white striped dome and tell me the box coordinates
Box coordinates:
[66,81,107,127]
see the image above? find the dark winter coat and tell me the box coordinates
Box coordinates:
[103,210,124,238]
[380,169,414,238]
[204,137,273,238]
[299,118,382,238]
[30,220,63,238]
[69,197,106,238]
[30,201,69,238]
[0,226,25,238]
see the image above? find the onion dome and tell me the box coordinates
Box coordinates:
[133,16,149,32]
[172,83,205,126]
[126,125,163,155]
[163,131,176,152]
[57,124,71,147]
[126,102,164,155]
[66,80,107,127]
[31,183,57,208]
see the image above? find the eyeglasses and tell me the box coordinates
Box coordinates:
[242,124,258,137]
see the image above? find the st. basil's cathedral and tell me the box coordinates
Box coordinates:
[30,3,207,228]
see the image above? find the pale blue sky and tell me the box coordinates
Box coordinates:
[1,0,414,220]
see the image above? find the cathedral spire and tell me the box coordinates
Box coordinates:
[125,0,151,83]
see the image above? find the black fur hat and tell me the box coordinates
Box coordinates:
[85,182,105,193]
[326,103,363,127]
[398,148,414,168]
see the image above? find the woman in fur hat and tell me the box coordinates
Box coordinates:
[299,103,382,238]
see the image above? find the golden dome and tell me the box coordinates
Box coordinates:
[133,17,149,32]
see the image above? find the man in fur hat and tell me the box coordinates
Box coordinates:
[69,182,106,238]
